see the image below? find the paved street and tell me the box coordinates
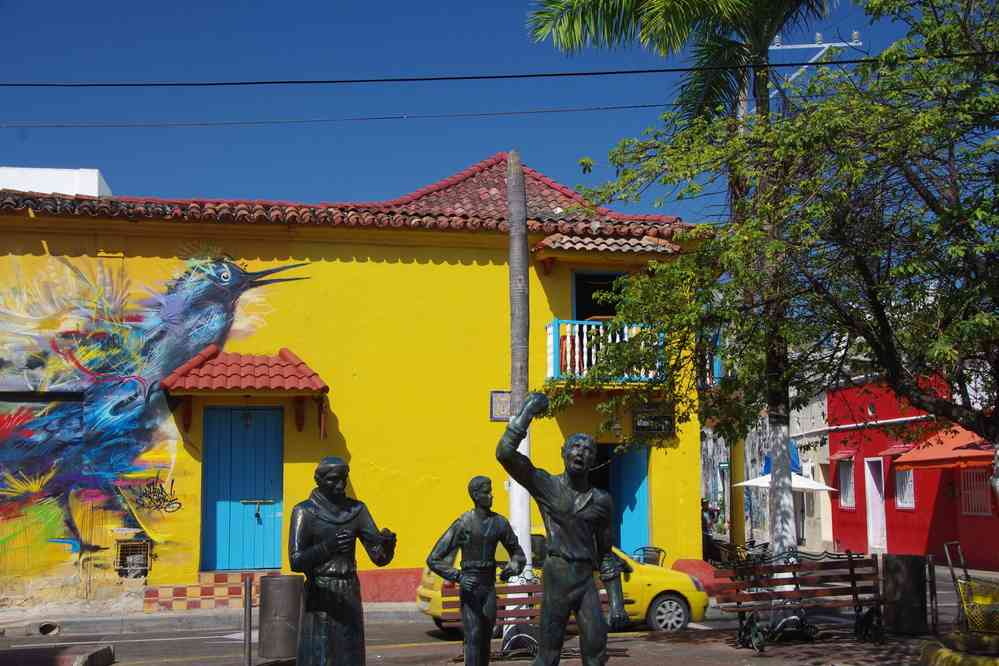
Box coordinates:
[0,624,934,665]
[0,564,981,665]
[1,621,458,665]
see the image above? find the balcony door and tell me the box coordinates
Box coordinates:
[573,272,623,321]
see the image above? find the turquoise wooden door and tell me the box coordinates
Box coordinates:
[201,407,283,570]
[611,447,650,555]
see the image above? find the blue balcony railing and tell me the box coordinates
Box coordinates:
[545,319,654,381]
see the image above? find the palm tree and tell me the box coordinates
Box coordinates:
[531,0,832,555]
[530,1,831,121]
[507,150,533,575]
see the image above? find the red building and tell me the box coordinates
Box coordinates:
[827,383,999,570]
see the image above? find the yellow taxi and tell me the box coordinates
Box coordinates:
[416,535,708,633]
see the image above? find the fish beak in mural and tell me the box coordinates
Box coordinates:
[246,262,309,289]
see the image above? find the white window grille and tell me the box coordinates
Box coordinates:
[838,460,855,508]
[895,469,915,508]
[961,469,992,516]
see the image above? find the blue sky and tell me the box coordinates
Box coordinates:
[0,1,906,222]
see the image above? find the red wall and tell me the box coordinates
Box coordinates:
[827,383,999,570]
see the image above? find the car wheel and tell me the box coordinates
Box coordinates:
[433,618,461,636]
[646,593,690,632]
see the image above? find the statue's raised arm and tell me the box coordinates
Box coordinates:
[495,392,549,490]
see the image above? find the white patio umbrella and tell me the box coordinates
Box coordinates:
[734,473,837,492]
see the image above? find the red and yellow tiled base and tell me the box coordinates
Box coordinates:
[143,567,424,611]
[143,571,280,613]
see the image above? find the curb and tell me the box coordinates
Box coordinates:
[0,645,114,666]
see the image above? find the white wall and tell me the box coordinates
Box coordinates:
[0,167,111,197]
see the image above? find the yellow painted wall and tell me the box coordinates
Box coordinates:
[0,216,701,596]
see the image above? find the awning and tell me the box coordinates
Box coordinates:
[162,344,329,394]
[162,344,330,437]
[893,427,995,471]
[879,443,915,457]
[763,439,803,475]
[734,473,837,492]
[829,449,856,461]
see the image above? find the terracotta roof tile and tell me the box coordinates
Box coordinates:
[533,234,680,255]
[161,346,329,394]
[0,153,687,243]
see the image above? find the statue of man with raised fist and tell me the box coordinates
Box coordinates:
[496,393,628,666]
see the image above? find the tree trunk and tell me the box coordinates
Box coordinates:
[507,150,533,573]
[753,56,796,556]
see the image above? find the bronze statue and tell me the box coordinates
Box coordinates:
[427,476,526,666]
[289,456,396,666]
[497,393,628,666]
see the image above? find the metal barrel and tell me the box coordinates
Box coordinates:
[882,554,929,635]
[258,574,304,659]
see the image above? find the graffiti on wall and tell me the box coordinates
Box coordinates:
[0,254,304,585]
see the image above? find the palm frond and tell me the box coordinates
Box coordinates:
[529,0,746,54]
[676,22,751,120]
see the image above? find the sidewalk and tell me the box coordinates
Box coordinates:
[0,602,422,638]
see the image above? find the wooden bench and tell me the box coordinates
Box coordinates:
[714,551,884,651]
[439,580,631,660]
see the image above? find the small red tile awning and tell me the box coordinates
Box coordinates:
[829,449,857,461]
[162,345,329,394]
[894,427,995,471]
[532,233,680,255]
[879,442,915,457]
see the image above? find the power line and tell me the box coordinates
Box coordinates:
[0,51,992,89]
[0,103,671,130]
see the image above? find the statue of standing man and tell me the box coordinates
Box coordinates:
[427,476,526,666]
[289,456,396,666]
[496,393,628,666]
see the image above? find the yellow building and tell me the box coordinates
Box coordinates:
[0,154,701,611]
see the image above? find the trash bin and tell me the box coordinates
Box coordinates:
[258,574,304,659]
[882,554,928,635]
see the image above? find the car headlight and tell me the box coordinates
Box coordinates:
[690,576,704,592]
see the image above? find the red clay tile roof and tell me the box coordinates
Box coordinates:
[161,345,329,393]
[0,153,686,242]
[534,233,680,254]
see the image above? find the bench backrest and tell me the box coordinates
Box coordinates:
[439,581,612,626]
[714,554,882,611]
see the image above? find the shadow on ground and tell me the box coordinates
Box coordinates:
[648,628,926,665]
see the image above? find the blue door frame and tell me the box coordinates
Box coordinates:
[611,447,650,555]
[201,407,283,570]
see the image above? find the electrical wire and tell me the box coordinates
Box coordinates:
[0,103,670,129]
[0,51,992,89]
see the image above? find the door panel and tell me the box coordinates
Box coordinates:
[864,458,887,552]
[202,407,283,570]
[611,447,650,555]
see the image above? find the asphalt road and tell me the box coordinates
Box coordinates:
[2,621,459,665]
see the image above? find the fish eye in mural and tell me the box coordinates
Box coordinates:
[0,255,305,580]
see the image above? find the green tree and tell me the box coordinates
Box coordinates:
[532,0,833,552]
[546,0,998,480]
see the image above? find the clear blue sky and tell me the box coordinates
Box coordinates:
[0,1,906,222]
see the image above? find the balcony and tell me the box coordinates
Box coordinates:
[545,319,653,381]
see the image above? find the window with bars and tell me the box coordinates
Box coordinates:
[838,460,855,508]
[895,469,915,509]
[803,462,816,516]
[961,469,993,516]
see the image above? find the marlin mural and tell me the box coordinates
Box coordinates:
[0,256,305,554]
